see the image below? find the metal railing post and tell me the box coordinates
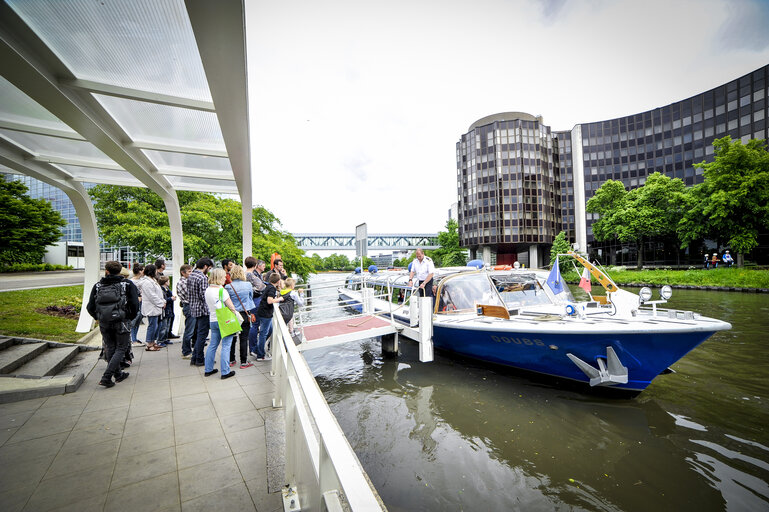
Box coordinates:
[418,296,433,362]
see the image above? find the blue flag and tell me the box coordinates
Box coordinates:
[546,256,565,295]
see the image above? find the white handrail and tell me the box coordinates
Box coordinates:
[271,303,385,511]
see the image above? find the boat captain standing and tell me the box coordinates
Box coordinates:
[409,248,435,299]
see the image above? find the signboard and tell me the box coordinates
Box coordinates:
[355,223,367,260]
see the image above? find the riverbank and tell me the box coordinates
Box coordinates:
[564,267,769,291]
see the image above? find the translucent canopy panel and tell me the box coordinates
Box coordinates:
[142,149,232,174]
[94,94,225,151]
[57,165,142,187]
[0,129,117,167]
[0,76,78,135]
[7,0,211,102]
[166,175,237,194]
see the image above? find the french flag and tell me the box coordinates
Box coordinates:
[578,267,592,293]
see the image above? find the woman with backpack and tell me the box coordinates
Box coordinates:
[136,264,166,351]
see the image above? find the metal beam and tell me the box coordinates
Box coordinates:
[186,0,252,262]
[61,78,217,113]
[0,118,85,141]
[127,140,228,158]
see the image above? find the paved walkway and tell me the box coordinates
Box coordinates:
[0,336,284,512]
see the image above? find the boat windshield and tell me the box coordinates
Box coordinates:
[437,273,505,312]
[490,273,561,308]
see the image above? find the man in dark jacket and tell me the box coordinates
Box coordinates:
[86,261,140,388]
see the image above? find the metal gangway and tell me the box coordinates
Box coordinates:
[269,275,434,511]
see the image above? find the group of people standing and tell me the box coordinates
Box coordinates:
[87,255,300,387]
[703,250,734,269]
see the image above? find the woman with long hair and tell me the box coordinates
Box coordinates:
[224,264,255,369]
[204,268,240,379]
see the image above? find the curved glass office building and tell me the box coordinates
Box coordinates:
[457,64,769,267]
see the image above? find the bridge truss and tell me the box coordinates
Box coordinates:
[293,233,439,251]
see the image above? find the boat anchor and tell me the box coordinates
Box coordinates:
[566,347,628,387]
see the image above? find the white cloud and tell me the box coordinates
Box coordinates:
[246,0,769,234]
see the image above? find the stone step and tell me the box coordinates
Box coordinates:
[0,343,48,374]
[0,337,19,351]
[14,345,80,377]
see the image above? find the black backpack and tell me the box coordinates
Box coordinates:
[279,293,295,323]
[95,281,127,323]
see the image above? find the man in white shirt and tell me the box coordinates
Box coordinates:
[408,248,435,298]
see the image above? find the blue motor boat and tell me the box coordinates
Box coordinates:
[338,253,731,394]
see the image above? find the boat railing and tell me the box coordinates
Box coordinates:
[270,303,386,511]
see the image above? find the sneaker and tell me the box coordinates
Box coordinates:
[164,340,174,345]
[257,355,272,362]
[98,378,115,388]
[182,354,192,359]
[229,361,236,367]
[240,362,253,369]
[190,361,204,367]
[168,334,180,339]
[156,343,167,348]
[204,369,219,377]
[250,351,258,358]
[131,341,145,347]
[115,372,130,383]
[119,361,130,369]
[221,371,236,380]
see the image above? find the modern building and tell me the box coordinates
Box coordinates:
[456,64,769,267]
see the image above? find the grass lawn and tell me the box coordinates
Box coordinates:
[564,267,769,289]
[0,285,85,342]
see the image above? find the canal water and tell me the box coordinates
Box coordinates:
[300,275,769,511]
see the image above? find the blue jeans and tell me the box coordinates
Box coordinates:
[130,311,143,342]
[157,316,170,343]
[205,322,234,375]
[256,316,272,358]
[145,315,161,344]
[191,315,210,364]
[181,304,195,356]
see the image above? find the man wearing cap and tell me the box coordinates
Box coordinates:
[703,253,709,269]
[408,248,435,298]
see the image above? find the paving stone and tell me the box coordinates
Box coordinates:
[46,493,106,512]
[174,417,223,446]
[234,448,268,482]
[110,446,178,490]
[8,413,79,443]
[104,470,179,512]
[171,392,211,410]
[119,427,176,458]
[173,403,218,426]
[128,396,173,418]
[0,408,35,429]
[0,452,55,494]
[23,461,114,512]
[0,427,19,447]
[44,438,120,479]
[176,435,232,470]
[225,425,266,455]
[178,455,241,502]
[0,484,36,512]
[219,410,264,434]
[123,411,173,437]
[181,481,255,512]
[212,396,253,417]
[245,478,283,512]
[0,432,68,466]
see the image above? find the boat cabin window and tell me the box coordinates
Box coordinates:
[438,274,505,312]
[490,274,562,308]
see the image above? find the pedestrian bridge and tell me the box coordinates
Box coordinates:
[292,233,439,251]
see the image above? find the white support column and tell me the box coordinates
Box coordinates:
[242,200,252,263]
[162,192,185,334]
[571,125,587,252]
[67,183,100,333]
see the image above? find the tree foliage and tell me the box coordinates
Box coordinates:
[88,185,315,278]
[430,218,467,267]
[587,173,685,268]
[678,136,769,260]
[549,231,572,272]
[0,180,66,265]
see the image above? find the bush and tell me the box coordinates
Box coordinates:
[0,263,74,273]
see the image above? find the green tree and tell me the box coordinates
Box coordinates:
[549,231,572,272]
[0,180,66,265]
[679,136,769,266]
[431,219,467,267]
[587,173,685,269]
[88,185,315,278]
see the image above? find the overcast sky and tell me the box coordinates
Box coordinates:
[245,0,769,235]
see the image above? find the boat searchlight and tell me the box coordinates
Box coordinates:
[660,285,673,300]
[639,287,653,303]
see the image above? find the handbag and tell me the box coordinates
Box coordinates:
[229,282,256,323]
[216,287,242,337]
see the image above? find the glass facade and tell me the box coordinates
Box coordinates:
[457,64,769,265]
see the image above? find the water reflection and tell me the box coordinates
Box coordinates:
[304,276,769,511]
